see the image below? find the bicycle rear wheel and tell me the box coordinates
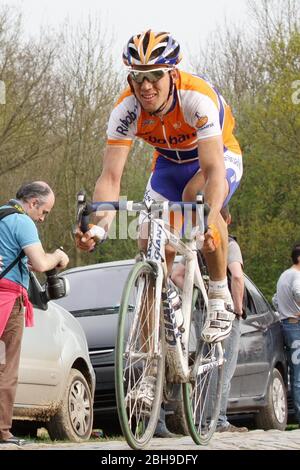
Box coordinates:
[115,261,165,449]
[183,287,225,445]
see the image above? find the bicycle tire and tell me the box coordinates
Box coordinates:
[115,261,165,449]
[183,286,225,445]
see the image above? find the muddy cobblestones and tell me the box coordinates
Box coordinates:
[1,429,300,450]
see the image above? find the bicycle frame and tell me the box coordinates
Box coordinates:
[145,214,209,382]
[75,191,211,382]
[75,191,225,448]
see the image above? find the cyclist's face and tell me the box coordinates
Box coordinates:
[129,69,176,114]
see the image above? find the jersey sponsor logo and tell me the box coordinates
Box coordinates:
[195,113,208,129]
[116,106,138,136]
[172,121,182,129]
[198,122,214,131]
[144,131,196,146]
[224,153,242,169]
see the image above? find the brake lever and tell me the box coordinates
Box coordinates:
[196,192,210,234]
[73,190,90,235]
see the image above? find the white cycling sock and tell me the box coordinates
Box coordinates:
[208,278,230,299]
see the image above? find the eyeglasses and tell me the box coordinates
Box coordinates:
[129,68,170,84]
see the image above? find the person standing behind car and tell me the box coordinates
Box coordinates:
[0,181,69,445]
[275,244,300,428]
[215,206,247,432]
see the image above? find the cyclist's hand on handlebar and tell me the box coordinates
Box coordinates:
[75,229,96,252]
[203,223,221,253]
[75,225,106,252]
[55,249,69,269]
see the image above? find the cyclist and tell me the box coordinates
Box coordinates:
[76,30,243,344]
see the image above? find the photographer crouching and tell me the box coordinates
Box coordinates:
[0,181,69,445]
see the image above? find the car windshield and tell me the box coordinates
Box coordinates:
[56,264,131,313]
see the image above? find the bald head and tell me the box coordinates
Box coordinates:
[16,181,55,223]
[16,181,54,204]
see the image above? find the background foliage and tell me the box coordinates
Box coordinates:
[192,0,300,298]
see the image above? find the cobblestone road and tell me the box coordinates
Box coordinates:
[1,429,300,450]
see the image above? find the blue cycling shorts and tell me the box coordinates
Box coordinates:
[144,149,243,207]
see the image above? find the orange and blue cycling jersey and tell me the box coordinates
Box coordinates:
[107,70,243,209]
[107,70,242,168]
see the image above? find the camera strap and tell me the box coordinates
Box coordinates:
[0,205,26,280]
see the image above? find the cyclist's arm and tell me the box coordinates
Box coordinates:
[92,144,130,233]
[76,145,130,252]
[197,135,226,224]
[93,144,130,226]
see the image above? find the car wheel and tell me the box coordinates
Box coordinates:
[254,368,287,431]
[47,369,93,442]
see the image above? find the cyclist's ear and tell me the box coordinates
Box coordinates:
[170,69,179,81]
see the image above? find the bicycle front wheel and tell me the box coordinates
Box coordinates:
[183,287,225,445]
[115,261,165,449]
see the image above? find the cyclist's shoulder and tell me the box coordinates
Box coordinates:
[178,70,217,94]
[108,88,139,127]
[177,71,220,109]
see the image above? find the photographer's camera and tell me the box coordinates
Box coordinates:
[40,268,69,303]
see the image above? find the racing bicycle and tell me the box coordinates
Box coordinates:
[75,192,225,450]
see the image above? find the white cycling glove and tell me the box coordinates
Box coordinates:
[88,224,107,244]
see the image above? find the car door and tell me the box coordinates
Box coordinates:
[16,275,63,405]
[56,262,133,409]
[238,275,274,398]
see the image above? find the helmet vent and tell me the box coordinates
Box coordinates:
[143,30,151,56]
[128,47,140,61]
[151,46,165,60]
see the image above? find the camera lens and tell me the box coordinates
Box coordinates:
[45,269,66,299]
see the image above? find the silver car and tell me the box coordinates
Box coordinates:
[12,273,95,442]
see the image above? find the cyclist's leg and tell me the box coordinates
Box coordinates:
[202,152,243,342]
[182,151,243,342]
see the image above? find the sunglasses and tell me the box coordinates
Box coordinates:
[129,68,170,84]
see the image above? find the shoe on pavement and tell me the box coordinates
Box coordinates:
[216,424,248,433]
[201,298,235,343]
[0,435,27,445]
[154,429,177,438]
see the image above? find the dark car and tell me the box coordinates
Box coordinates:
[55,259,288,433]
